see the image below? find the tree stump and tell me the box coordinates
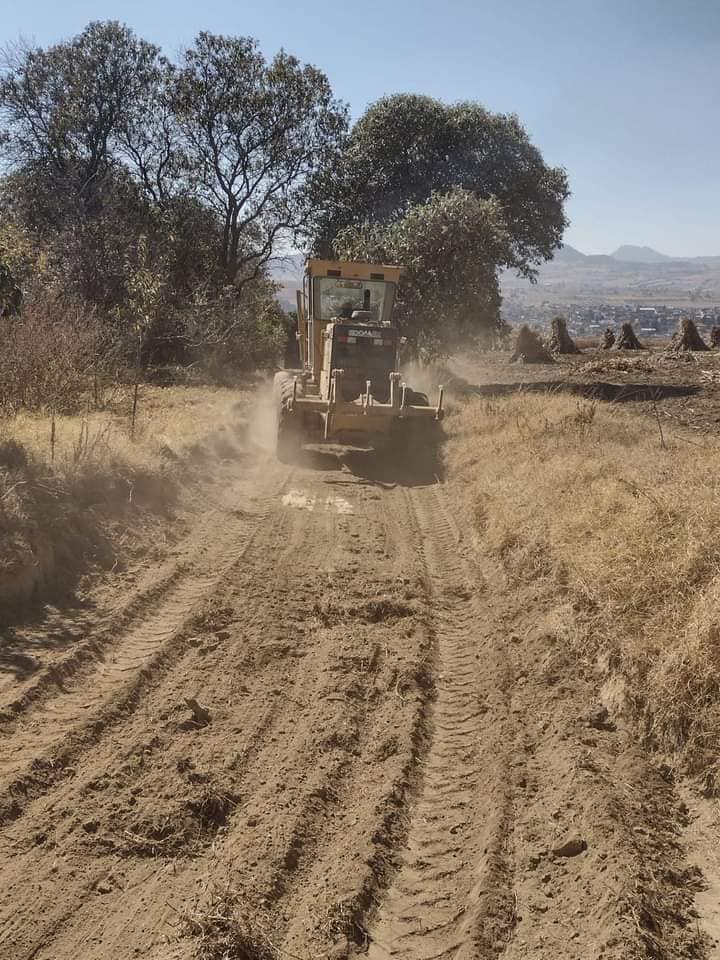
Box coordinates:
[510,324,555,364]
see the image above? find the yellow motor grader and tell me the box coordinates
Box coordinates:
[273,258,443,461]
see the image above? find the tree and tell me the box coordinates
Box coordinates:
[335,188,514,356]
[0,23,164,307]
[0,216,36,315]
[0,22,161,184]
[316,94,569,279]
[171,33,348,287]
[117,61,186,207]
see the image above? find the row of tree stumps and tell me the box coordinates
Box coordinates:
[510,315,720,363]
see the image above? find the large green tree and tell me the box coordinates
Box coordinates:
[317,94,568,278]
[335,188,514,355]
[0,23,164,307]
[316,94,569,351]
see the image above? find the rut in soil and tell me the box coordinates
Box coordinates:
[368,486,494,960]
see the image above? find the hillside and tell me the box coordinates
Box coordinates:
[611,244,673,263]
[506,242,720,305]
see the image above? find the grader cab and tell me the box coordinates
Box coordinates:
[273,259,443,461]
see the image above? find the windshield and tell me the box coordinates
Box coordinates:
[313,277,394,322]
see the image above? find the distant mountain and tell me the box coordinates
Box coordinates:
[553,244,587,264]
[268,253,305,310]
[551,244,677,266]
[610,245,673,264]
[585,254,618,266]
[270,252,305,280]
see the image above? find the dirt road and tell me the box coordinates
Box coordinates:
[0,438,708,959]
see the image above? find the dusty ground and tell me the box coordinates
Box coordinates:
[446,343,720,436]
[0,371,717,959]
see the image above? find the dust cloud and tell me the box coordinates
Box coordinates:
[247,379,277,451]
[400,360,444,403]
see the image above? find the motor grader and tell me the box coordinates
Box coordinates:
[273,258,443,461]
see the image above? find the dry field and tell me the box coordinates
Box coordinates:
[0,384,250,617]
[0,362,719,959]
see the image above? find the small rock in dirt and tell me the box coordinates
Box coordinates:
[552,835,587,858]
[327,939,349,959]
[587,706,615,731]
[184,697,211,726]
[96,881,113,894]
[82,820,99,834]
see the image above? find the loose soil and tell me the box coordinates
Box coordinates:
[446,343,720,435]
[0,369,715,959]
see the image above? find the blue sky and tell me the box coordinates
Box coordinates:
[2,0,719,256]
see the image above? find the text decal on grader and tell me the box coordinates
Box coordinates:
[273,258,443,462]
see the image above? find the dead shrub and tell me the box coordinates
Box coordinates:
[0,290,120,415]
[180,883,276,960]
[187,786,238,829]
[0,438,28,470]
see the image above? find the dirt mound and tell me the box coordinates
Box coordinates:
[547,316,581,354]
[601,327,616,350]
[668,317,709,352]
[614,322,644,350]
[510,325,555,364]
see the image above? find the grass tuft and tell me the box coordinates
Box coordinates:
[179,882,276,960]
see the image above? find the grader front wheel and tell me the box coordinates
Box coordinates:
[273,371,304,463]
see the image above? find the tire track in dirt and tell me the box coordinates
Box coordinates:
[367,484,515,960]
[0,472,292,826]
[0,492,301,957]
[0,461,432,960]
[3,445,704,960]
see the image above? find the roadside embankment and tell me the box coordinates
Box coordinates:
[445,392,720,788]
[0,385,249,619]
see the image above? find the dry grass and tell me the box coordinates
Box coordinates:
[179,880,276,960]
[445,393,720,788]
[0,385,249,617]
[1,384,245,468]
